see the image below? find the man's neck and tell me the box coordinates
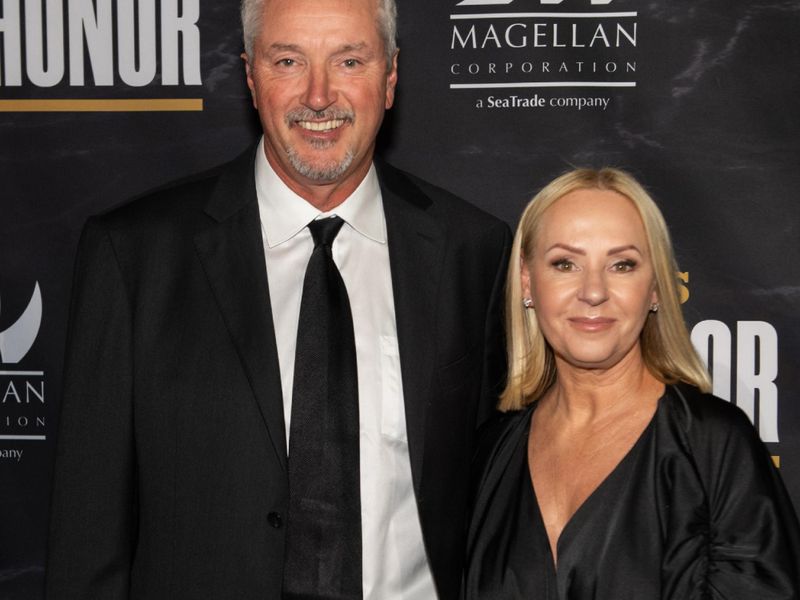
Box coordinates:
[265,151,374,212]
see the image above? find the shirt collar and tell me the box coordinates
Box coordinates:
[254,137,386,248]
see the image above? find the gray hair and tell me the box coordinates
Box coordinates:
[241,0,398,68]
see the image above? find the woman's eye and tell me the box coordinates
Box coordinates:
[612,259,637,272]
[552,259,575,272]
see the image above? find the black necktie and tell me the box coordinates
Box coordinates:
[283,216,362,600]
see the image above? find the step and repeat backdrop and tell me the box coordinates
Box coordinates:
[2,0,798,596]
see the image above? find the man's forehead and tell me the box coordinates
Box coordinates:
[257,0,382,44]
[261,0,379,21]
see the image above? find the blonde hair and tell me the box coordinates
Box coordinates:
[499,167,712,411]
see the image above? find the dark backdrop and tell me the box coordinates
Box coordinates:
[2,0,798,596]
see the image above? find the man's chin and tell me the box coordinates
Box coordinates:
[287,152,355,184]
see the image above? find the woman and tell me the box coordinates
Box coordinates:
[464,168,800,599]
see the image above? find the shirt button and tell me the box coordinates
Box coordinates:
[267,512,283,529]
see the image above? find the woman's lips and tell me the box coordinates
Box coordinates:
[568,317,615,332]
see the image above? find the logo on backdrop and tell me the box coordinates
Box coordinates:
[1,282,46,453]
[457,0,614,5]
[0,0,202,112]
[0,282,42,364]
[691,320,780,443]
[449,0,638,111]
[0,0,201,87]
[680,273,780,444]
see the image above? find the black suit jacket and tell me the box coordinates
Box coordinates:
[46,147,511,599]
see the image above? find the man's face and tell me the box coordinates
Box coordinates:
[244,0,397,195]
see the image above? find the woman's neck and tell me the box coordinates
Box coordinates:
[542,351,664,426]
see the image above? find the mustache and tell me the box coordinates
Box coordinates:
[285,107,354,124]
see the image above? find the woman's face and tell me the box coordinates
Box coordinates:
[521,188,658,372]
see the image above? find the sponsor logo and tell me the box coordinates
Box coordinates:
[0,282,41,364]
[0,0,202,112]
[449,0,638,110]
[457,0,614,5]
[1,282,46,450]
[682,273,780,444]
[691,320,779,443]
[0,448,23,461]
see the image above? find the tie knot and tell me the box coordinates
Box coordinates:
[308,216,345,248]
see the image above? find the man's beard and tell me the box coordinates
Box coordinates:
[286,142,355,183]
[284,108,356,183]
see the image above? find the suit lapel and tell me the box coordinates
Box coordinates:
[378,162,445,492]
[192,155,444,482]
[194,148,287,471]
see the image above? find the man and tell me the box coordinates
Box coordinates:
[46,0,510,597]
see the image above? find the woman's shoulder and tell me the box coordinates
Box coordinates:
[471,405,535,493]
[663,382,758,442]
[475,405,534,460]
[660,383,779,492]
[660,387,800,589]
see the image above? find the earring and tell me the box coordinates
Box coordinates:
[650,302,659,313]
[523,297,534,309]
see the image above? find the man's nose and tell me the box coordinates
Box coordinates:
[300,64,337,111]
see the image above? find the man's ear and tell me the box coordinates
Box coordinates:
[385,50,399,110]
[242,53,258,109]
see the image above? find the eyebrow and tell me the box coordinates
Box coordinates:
[267,42,371,55]
[337,42,369,54]
[545,243,642,255]
[268,43,303,53]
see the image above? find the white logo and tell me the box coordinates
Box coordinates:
[456,0,612,5]
[0,283,42,364]
[0,0,201,87]
[449,0,637,109]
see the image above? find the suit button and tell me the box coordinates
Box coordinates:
[267,512,283,529]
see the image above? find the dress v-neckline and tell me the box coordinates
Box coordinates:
[526,397,661,572]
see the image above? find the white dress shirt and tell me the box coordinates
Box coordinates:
[254,138,437,599]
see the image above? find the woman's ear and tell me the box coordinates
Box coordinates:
[520,254,532,302]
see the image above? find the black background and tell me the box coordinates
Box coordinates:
[2,1,798,596]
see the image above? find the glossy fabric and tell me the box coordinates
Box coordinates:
[465,384,800,599]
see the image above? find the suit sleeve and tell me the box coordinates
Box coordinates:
[46,218,136,599]
[692,403,800,599]
[477,222,512,428]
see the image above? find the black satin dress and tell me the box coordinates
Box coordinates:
[465,384,800,599]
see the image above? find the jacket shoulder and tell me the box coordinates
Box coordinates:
[375,159,510,234]
[92,147,254,232]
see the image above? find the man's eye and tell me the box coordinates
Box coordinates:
[277,58,295,67]
[343,58,360,68]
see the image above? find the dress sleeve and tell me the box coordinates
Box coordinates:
[46,218,136,599]
[690,398,800,599]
